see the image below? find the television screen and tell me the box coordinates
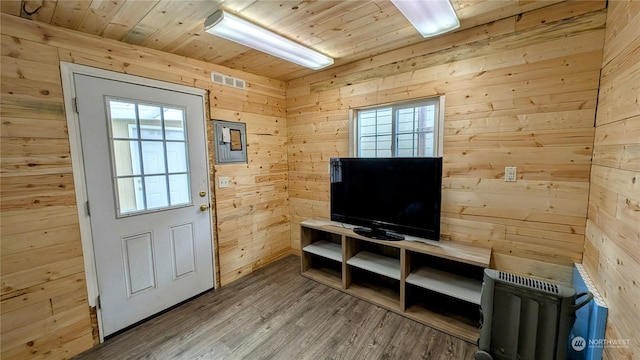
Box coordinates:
[330,157,443,241]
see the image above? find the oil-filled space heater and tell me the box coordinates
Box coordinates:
[474,269,592,360]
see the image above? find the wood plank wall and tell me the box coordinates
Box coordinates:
[0,13,289,358]
[286,1,607,285]
[583,1,640,358]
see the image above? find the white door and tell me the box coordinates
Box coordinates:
[74,74,214,336]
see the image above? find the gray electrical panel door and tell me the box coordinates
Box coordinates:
[213,120,247,164]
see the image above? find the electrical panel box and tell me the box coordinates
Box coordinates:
[213,120,247,164]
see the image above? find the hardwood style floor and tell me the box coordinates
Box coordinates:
[74,256,477,360]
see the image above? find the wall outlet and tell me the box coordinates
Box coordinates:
[219,177,230,188]
[505,167,517,182]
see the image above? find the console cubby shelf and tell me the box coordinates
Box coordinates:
[300,218,492,343]
[346,251,401,280]
[303,240,342,262]
[406,267,482,305]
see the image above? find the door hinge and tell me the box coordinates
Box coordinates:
[85,200,91,217]
[96,295,101,309]
[73,97,79,113]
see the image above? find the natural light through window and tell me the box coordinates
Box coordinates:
[354,97,442,158]
[107,98,191,217]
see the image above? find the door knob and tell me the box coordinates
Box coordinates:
[200,204,209,211]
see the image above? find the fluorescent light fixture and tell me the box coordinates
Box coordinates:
[391,0,460,38]
[204,10,334,70]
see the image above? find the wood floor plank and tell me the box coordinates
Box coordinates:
[72,256,476,360]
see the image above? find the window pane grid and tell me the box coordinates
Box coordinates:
[115,172,189,180]
[108,98,191,216]
[133,103,148,211]
[357,99,439,158]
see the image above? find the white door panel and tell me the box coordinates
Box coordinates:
[122,232,156,296]
[170,223,196,278]
[74,74,214,336]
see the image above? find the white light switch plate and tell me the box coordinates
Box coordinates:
[505,167,517,182]
[219,177,230,188]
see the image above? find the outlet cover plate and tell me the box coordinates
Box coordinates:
[505,167,517,182]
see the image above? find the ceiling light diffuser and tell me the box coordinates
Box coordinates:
[204,10,334,70]
[391,0,460,38]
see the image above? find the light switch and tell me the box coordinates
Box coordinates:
[219,177,230,188]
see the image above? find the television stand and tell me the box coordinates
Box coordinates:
[300,218,492,343]
[353,226,404,241]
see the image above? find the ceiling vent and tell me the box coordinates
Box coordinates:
[211,72,246,90]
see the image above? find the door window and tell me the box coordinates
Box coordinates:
[107,98,191,216]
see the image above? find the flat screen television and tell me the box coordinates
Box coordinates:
[330,157,443,241]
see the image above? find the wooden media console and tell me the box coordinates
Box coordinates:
[300,219,492,343]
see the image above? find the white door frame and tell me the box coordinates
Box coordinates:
[60,62,216,342]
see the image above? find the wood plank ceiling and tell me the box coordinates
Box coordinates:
[1,0,563,81]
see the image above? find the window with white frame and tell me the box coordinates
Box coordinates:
[106,98,192,217]
[353,97,443,157]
